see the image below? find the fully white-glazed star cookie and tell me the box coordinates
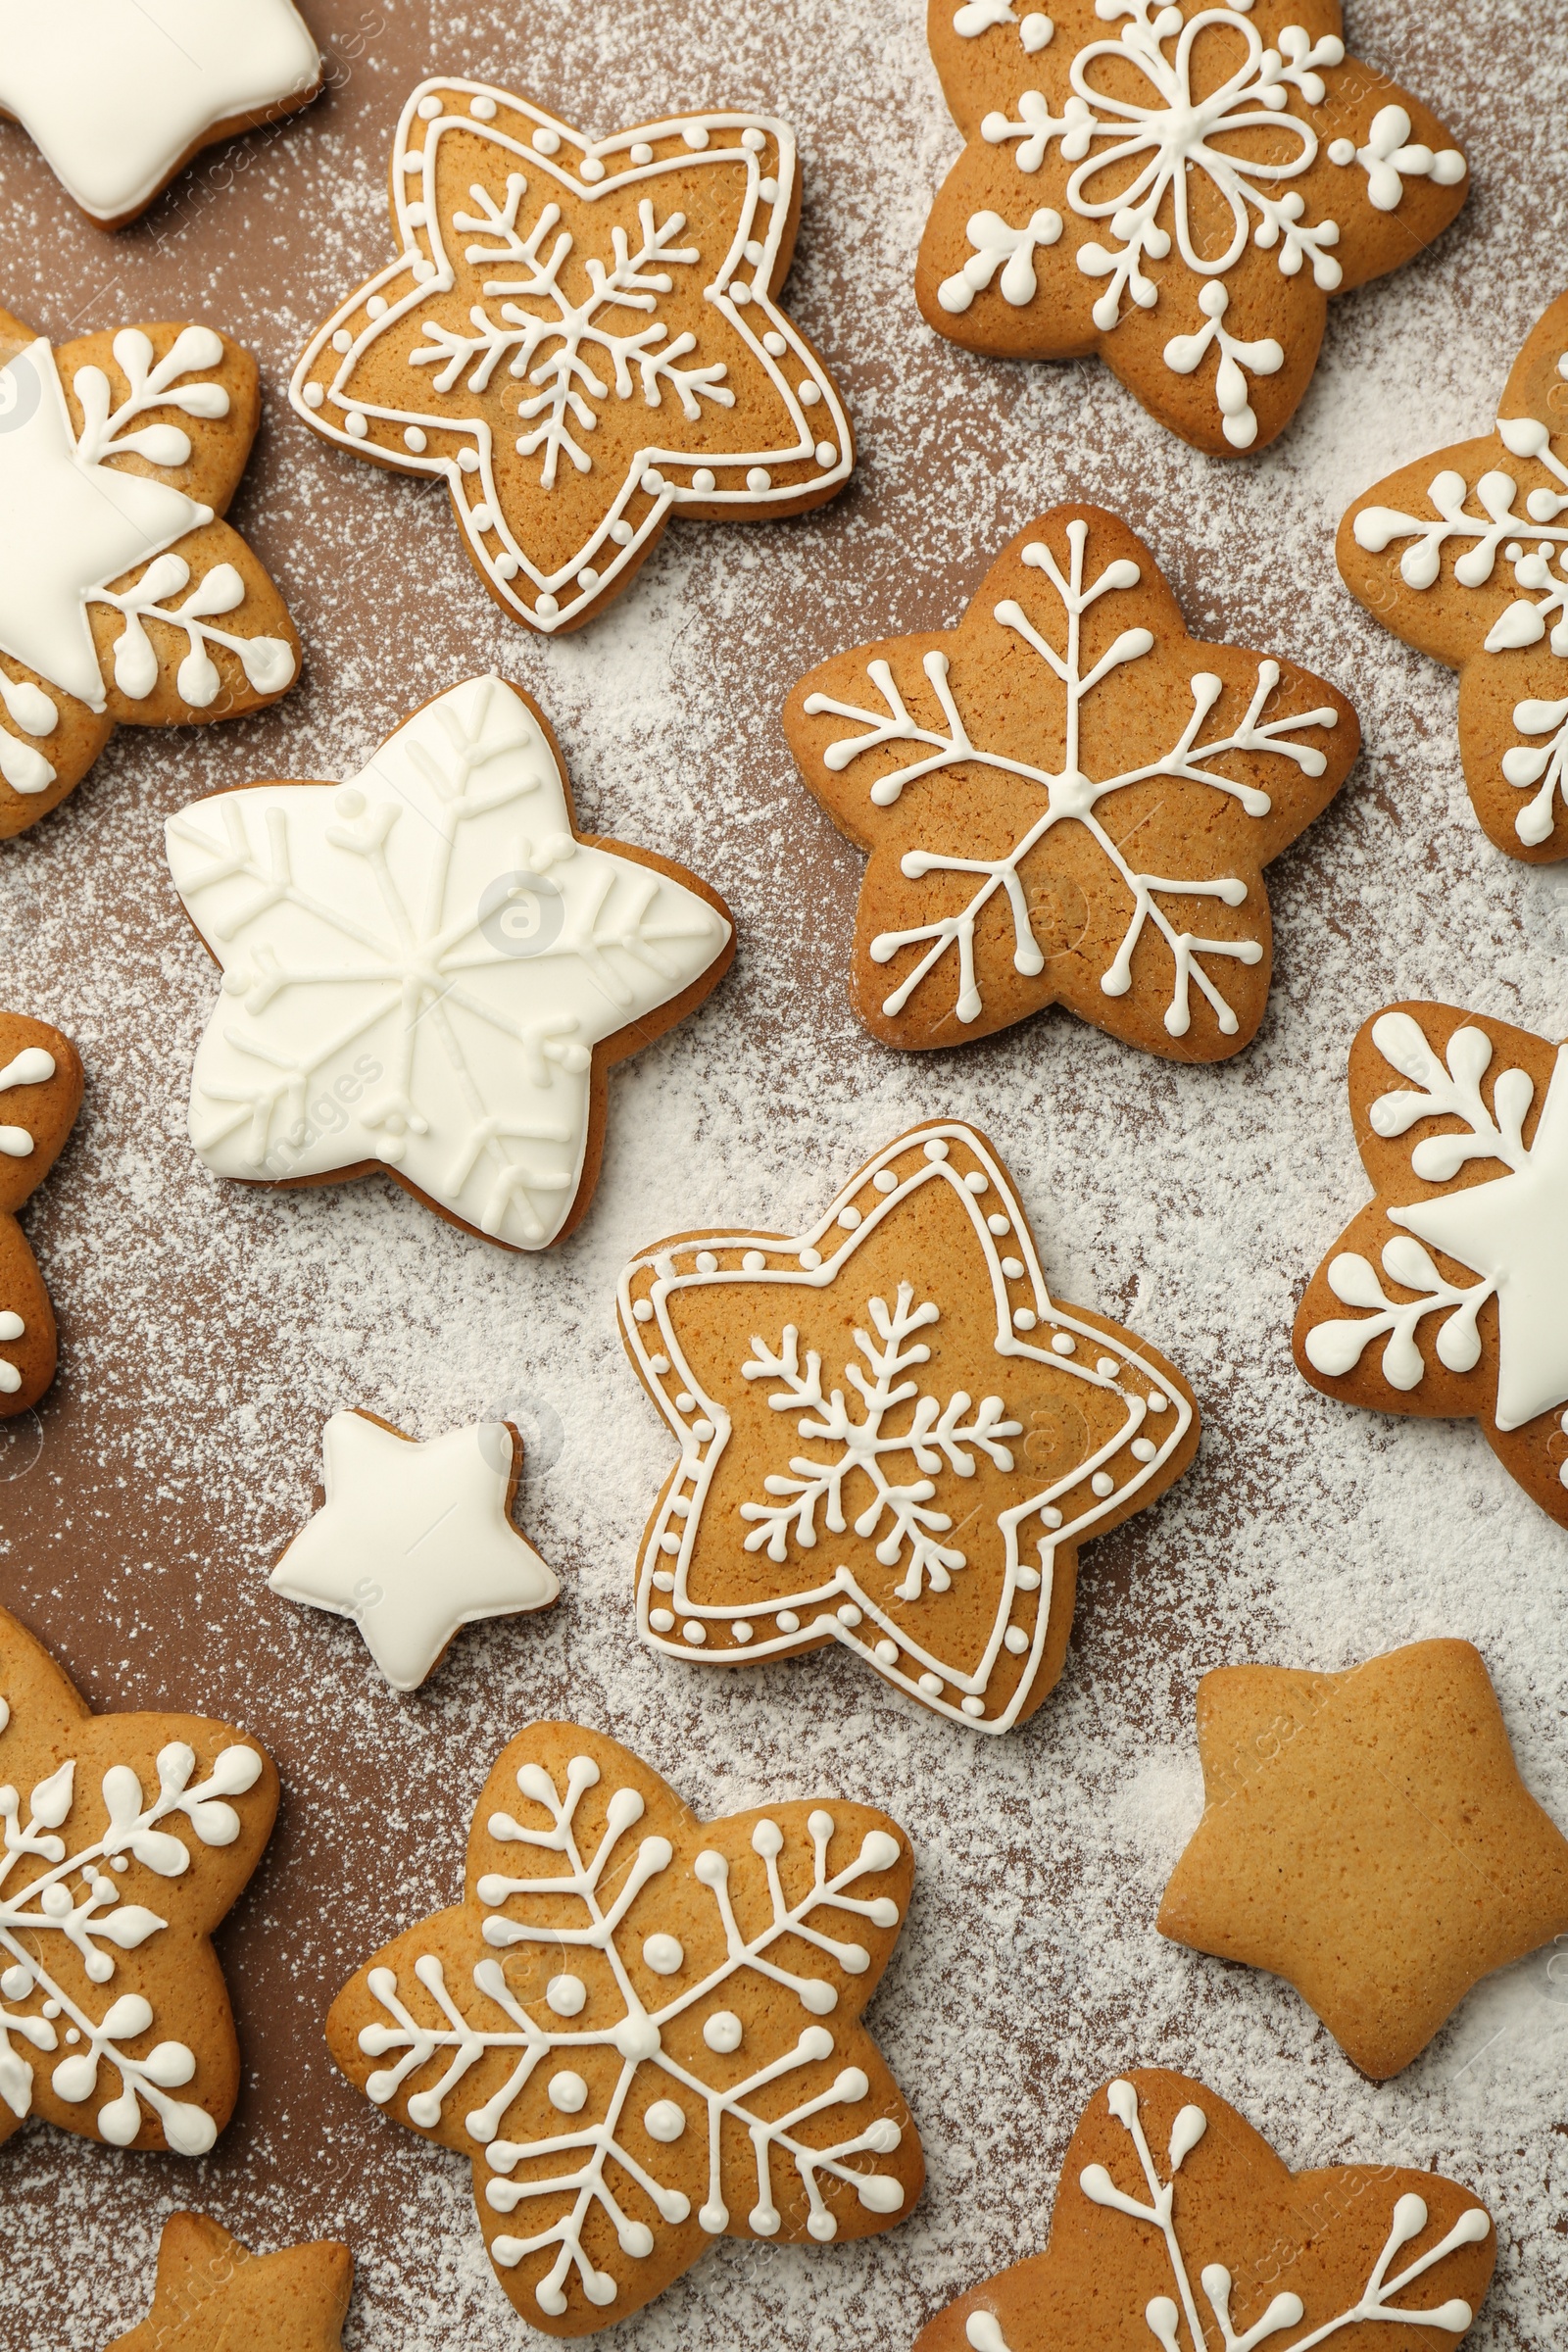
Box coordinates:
[270,1412,559,1691]
[0,0,320,228]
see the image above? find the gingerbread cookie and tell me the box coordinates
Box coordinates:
[106,2212,352,2352]
[784,506,1356,1058]
[165,673,734,1250]
[617,1119,1199,1733]
[0,1602,277,2155]
[0,1011,84,1418]
[1295,1003,1568,1523]
[0,306,300,839]
[1340,289,1568,860]
[327,1721,919,2334]
[271,1412,558,1690]
[291,79,854,635]
[917,2,1467,457]
[0,3,320,231]
[915,2070,1494,2352]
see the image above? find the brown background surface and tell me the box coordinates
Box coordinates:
[0,2,1564,2346]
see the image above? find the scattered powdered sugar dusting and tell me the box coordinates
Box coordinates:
[0,0,1562,2344]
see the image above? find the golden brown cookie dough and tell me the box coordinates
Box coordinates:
[0,1009,83,1417]
[105,2212,352,2351]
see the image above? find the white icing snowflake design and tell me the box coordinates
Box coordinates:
[342,1740,911,2324]
[165,674,731,1250]
[0,1691,266,2153]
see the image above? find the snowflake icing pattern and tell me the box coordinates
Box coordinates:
[330,1731,915,2332]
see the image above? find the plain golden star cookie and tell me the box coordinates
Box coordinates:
[105,2211,352,2351]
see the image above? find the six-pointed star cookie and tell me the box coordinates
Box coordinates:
[917,0,1467,456]
[1157,1641,1568,2079]
[617,1119,1199,1733]
[270,1411,559,1691]
[165,672,734,1250]
[326,1720,920,2335]
[1339,288,1568,861]
[0,1602,278,2155]
[106,2212,352,2352]
[0,0,320,229]
[291,78,854,634]
[1294,1002,1568,1525]
[913,2070,1494,2352]
[783,505,1356,1059]
[0,1010,84,1417]
[0,304,300,838]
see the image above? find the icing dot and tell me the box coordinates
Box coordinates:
[649,1608,675,1633]
[776,1610,801,1633]
[917,1673,944,1696]
[412,258,436,282]
[532,127,561,154]
[695,1251,718,1274]
[546,1974,586,2016]
[331,329,352,354]
[41,2000,60,2020]
[469,503,494,531]
[400,152,422,174]
[1043,1505,1063,1530]
[1016,1565,1041,1591]
[611,519,635,544]
[675,1392,696,1411]
[402,202,427,228]
[303,383,325,410]
[838,1205,861,1230]
[1002,1256,1024,1278]
[643,1934,684,1975]
[1004,1626,1030,1654]
[988,1214,1010,1236]
[763,330,787,357]
[799,1246,822,1270]
[704,2010,743,2052]
[742,126,766,151]
[64,2028,79,2045]
[632,1298,654,1322]
[743,1250,766,1272]
[745,241,765,268]
[111,1856,127,1872]
[746,466,771,491]
[1012,1308,1037,1331]
[837,1603,862,1627]
[731,1620,754,1642]
[683,124,710,150]
[578,567,599,592]
[580,155,606,182]
[682,1621,708,1645]
[535,593,560,619]
[1328,136,1355,164]
[630,142,655,165]
[416,94,443,120]
[644,2098,685,2142]
[1096,1356,1119,1378]
[798,382,822,409]
[691,467,717,494]
[1132,1438,1157,1462]
[924,1139,950,1161]
[469,94,497,119]
[1092,1472,1115,1497]
[760,177,779,203]
[692,1418,714,1442]
[1148,1393,1168,1413]
[964,1171,988,1194]
[345,411,368,438]
[874,1640,899,1664]
[495,554,519,579]
[1051,1333,1076,1356]
[403,424,426,451]
[731,283,752,306]
[548,2070,588,2113]
[815,441,838,467]
[0,1966,28,1999]
[642,468,665,493]
[873,1170,898,1192]
[961,1696,986,1717]
[653,1564,675,1585]
[458,448,480,472]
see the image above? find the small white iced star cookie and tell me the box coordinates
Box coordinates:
[270,1412,559,1691]
[0,0,320,228]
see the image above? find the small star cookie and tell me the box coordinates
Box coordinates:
[106,2211,352,2351]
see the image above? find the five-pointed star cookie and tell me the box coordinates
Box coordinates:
[106,2211,352,2352]
[0,1010,84,1418]
[1157,1641,1568,2079]
[783,506,1356,1060]
[617,1119,1200,1733]
[291,78,854,635]
[917,1,1467,457]
[914,2069,1494,2352]
[326,1721,920,2335]
[270,1411,559,1691]
[0,0,320,229]
[1294,1002,1568,1524]
[0,304,300,839]
[165,673,734,1250]
[1339,288,1568,861]
[0,1602,277,2156]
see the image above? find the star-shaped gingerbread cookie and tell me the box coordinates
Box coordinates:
[0,304,300,839]
[1339,289,1568,860]
[918,1,1468,456]
[1157,1641,1568,2078]
[784,505,1356,1058]
[0,0,320,229]
[1,1010,83,1418]
[291,78,854,634]
[106,2212,352,2352]
[1294,1002,1568,1524]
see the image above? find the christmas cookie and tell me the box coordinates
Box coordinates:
[0,1011,84,1418]
[617,1119,1199,1733]
[1158,1641,1568,2079]
[106,2212,352,2352]
[0,305,300,839]
[783,505,1356,1057]
[270,1411,558,1691]
[0,1602,277,2155]
[1294,1003,1568,1524]
[326,1720,919,2334]
[917,2,1467,457]
[914,2070,1494,2352]
[0,2,320,229]
[1339,289,1568,860]
[165,673,734,1250]
[291,79,854,635]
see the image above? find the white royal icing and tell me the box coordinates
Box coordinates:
[352,1748,908,2315]
[165,674,731,1250]
[1304,1012,1568,1448]
[0,1045,55,1395]
[0,0,319,223]
[618,1121,1194,1734]
[805,517,1338,1039]
[290,81,854,634]
[270,1413,559,1691]
[0,1695,266,2152]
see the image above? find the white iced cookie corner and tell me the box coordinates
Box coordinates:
[270,1411,558,1690]
[164,672,731,1249]
[0,0,319,224]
